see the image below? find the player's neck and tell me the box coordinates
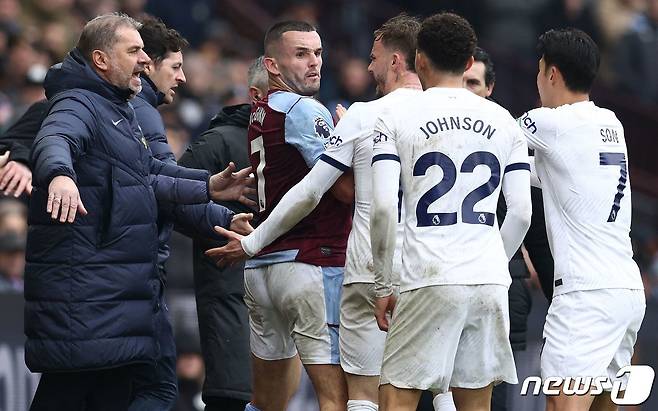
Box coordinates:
[388,72,422,94]
[422,71,464,90]
[269,77,298,95]
[548,90,590,108]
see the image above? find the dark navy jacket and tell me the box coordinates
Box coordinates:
[132,76,233,276]
[25,49,209,373]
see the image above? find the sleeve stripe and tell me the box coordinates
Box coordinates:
[372,154,400,165]
[319,154,350,172]
[504,162,531,173]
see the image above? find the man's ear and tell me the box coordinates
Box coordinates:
[549,65,559,83]
[92,49,109,72]
[464,56,474,73]
[415,51,425,74]
[263,57,280,76]
[486,81,495,97]
[248,86,263,103]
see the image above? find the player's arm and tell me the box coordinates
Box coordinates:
[240,102,362,256]
[500,128,533,260]
[369,115,399,299]
[241,160,346,255]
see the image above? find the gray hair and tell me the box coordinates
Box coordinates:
[247,56,268,90]
[77,13,142,63]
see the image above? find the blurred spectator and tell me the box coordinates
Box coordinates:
[0,198,27,292]
[325,56,374,117]
[536,0,603,47]
[0,231,25,292]
[173,334,204,411]
[0,197,27,236]
[613,0,658,103]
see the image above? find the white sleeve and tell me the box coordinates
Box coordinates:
[528,156,541,188]
[518,108,557,154]
[370,112,400,298]
[321,103,364,168]
[500,130,532,259]
[241,159,345,256]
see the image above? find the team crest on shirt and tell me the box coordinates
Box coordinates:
[314,117,331,140]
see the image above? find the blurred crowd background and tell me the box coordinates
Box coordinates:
[0,0,657,410]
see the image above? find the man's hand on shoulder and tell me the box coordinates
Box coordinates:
[48,175,88,223]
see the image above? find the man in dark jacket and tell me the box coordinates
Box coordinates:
[177,56,269,411]
[129,17,254,411]
[26,14,253,411]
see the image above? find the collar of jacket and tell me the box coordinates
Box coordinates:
[139,74,166,107]
[44,48,134,103]
[207,104,251,129]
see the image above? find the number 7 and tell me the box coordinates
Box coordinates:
[251,136,266,212]
[599,152,627,222]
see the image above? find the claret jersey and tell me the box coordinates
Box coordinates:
[246,90,351,268]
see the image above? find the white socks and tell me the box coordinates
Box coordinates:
[347,399,379,410]
[245,403,262,411]
[433,392,456,411]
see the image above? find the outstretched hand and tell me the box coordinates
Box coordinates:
[205,225,249,267]
[47,175,88,223]
[208,162,257,209]
[374,294,397,332]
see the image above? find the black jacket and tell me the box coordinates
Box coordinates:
[132,76,234,277]
[0,100,48,164]
[25,49,209,373]
[178,104,253,402]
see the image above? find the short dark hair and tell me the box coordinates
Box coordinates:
[473,47,495,87]
[264,20,316,57]
[138,15,188,64]
[417,13,477,74]
[537,28,600,93]
[77,13,142,63]
[373,13,421,73]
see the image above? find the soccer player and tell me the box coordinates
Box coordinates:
[369,13,532,411]
[518,29,645,411]
[207,14,455,411]
[227,21,352,411]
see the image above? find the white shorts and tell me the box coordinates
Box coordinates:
[339,283,391,376]
[380,285,517,393]
[244,262,343,365]
[541,288,645,390]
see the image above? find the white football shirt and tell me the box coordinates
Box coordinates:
[372,87,531,292]
[519,101,643,296]
[323,87,421,284]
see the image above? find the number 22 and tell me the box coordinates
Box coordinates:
[413,151,501,227]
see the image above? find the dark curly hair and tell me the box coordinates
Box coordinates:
[537,28,599,93]
[417,13,477,74]
[138,15,189,65]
